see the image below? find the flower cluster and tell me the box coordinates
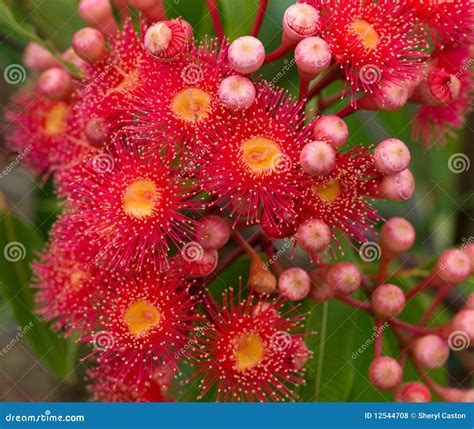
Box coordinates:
[4,0,473,402]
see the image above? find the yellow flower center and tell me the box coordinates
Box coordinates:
[124,300,161,337]
[233,332,265,372]
[240,137,282,174]
[351,19,380,50]
[171,88,211,122]
[314,180,341,203]
[123,179,159,220]
[43,102,69,137]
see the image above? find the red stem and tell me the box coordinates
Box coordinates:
[299,75,311,101]
[388,319,440,336]
[376,258,391,286]
[418,285,450,325]
[306,66,339,100]
[206,0,225,40]
[374,319,384,358]
[334,294,371,311]
[405,271,436,300]
[335,102,357,118]
[264,44,292,63]
[251,0,268,37]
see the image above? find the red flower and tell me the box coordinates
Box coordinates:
[189,288,308,401]
[197,85,314,225]
[319,0,425,97]
[68,133,202,270]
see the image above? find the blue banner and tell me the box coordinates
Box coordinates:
[1,402,473,429]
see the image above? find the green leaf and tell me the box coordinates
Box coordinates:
[0,209,77,381]
[301,298,361,401]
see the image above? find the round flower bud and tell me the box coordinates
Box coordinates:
[371,284,406,319]
[379,169,415,201]
[368,357,403,390]
[379,217,415,256]
[194,215,230,250]
[85,117,111,147]
[395,382,431,402]
[23,43,59,72]
[373,138,410,175]
[283,3,321,43]
[294,36,331,78]
[411,68,461,106]
[435,249,471,285]
[72,28,106,63]
[326,262,362,295]
[228,36,265,74]
[37,68,73,100]
[144,20,187,61]
[309,271,333,301]
[358,81,410,111]
[78,0,117,36]
[182,247,218,278]
[62,48,88,71]
[462,243,474,273]
[297,219,331,254]
[412,335,449,368]
[278,267,311,301]
[451,309,474,342]
[299,140,336,176]
[313,115,349,149]
[260,209,296,239]
[218,75,256,111]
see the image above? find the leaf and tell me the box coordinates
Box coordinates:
[0,209,77,380]
[301,298,361,401]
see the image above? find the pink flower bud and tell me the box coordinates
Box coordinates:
[436,249,471,285]
[313,115,348,149]
[379,217,415,256]
[297,218,331,254]
[252,301,279,318]
[326,262,362,295]
[62,48,88,71]
[462,243,474,274]
[451,309,474,342]
[144,20,187,61]
[371,284,406,319]
[368,357,403,390]
[23,43,59,72]
[72,28,106,63]
[412,335,449,368]
[299,140,336,176]
[37,68,73,100]
[379,169,415,201]
[294,36,331,79]
[260,209,297,239]
[85,117,111,147]
[182,247,218,278]
[130,0,166,21]
[278,267,311,301]
[410,68,461,106]
[395,382,431,402]
[292,338,310,370]
[78,0,117,36]
[195,215,230,250]
[218,75,256,111]
[358,81,409,111]
[309,271,333,301]
[180,19,194,43]
[228,36,265,74]
[373,138,410,175]
[283,3,321,43]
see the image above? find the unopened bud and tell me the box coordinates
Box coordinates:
[368,357,403,390]
[278,267,311,301]
[218,75,256,111]
[228,36,265,74]
[144,20,187,61]
[379,217,415,257]
[37,68,73,100]
[373,138,410,175]
[297,218,331,254]
[299,140,336,176]
[283,3,321,43]
[371,284,406,319]
[313,115,348,149]
[326,262,362,295]
[195,215,230,250]
[72,28,106,63]
[294,36,331,79]
[412,335,449,368]
[395,382,431,402]
[435,249,471,285]
[23,43,59,72]
[379,169,415,201]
